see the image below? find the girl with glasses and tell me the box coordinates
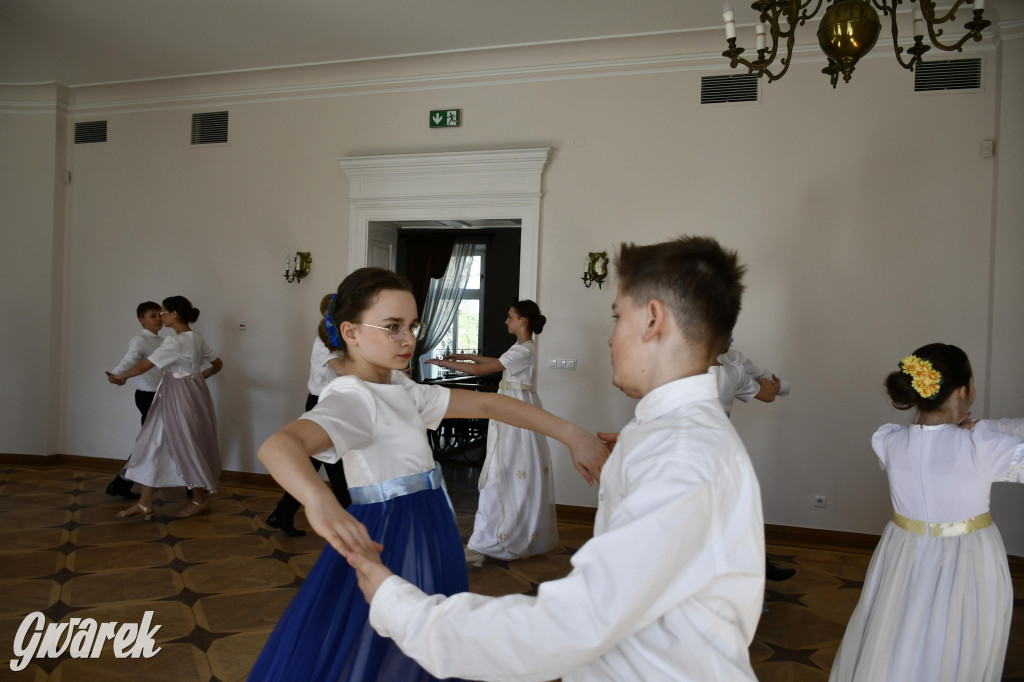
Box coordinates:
[250,268,607,682]
[426,300,556,566]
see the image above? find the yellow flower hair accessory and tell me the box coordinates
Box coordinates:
[900,355,943,400]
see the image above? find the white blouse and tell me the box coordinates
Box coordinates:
[147,330,215,379]
[874,418,1024,522]
[302,371,450,489]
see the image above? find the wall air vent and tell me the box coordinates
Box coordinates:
[74,120,107,144]
[701,74,759,104]
[914,59,981,92]
[191,111,229,145]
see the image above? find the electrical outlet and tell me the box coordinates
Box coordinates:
[813,495,828,509]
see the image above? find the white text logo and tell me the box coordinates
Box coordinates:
[10,611,162,671]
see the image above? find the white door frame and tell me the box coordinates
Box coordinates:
[338,148,550,301]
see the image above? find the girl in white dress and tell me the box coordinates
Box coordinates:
[426,300,557,564]
[110,296,224,520]
[250,273,606,681]
[830,343,1024,682]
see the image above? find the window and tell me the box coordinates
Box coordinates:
[430,244,485,376]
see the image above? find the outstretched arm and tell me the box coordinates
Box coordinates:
[446,390,608,484]
[258,420,381,556]
[425,354,504,376]
[112,358,155,382]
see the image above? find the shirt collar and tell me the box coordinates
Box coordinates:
[634,372,718,424]
[141,329,159,338]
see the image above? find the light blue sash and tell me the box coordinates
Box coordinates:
[349,463,447,506]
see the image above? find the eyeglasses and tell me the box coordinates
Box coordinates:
[359,322,426,342]
[159,311,169,317]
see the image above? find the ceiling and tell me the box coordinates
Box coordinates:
[0,0,726,87]
[5,1,1017,89]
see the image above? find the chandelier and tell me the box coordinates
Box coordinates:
[721,0,990,87]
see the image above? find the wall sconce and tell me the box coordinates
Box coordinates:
[581,251,609,289]
[283,251,312,283]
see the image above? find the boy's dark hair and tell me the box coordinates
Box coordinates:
[616,236,745,352]
[319,268,414,352]
[136,301,161,318]
[884,343,973,412]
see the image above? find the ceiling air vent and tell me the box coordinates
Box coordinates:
[191,111,229,145]
[701,74,759,104]
[914,59,981,92]
[74,120,107,144]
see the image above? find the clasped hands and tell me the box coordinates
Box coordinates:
[105,371,126,386]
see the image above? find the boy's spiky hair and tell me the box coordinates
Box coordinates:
[616,236,745,352]
[136,301,160,317]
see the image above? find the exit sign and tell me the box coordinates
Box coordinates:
[430,109,461,128]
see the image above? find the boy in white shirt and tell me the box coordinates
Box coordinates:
[344,235,765,681]
[104,301,164,498]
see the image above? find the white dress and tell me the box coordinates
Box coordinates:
[467,339,558,560]
[829,418,1024,682]
[122,330,221,491]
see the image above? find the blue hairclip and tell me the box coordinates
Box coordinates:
[324,294,342,348]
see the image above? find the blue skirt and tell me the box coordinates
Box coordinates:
[249,483,469,681]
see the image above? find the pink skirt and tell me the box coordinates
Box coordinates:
[122,373,221,491]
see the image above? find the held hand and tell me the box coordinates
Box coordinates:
[569,432,610,486]
[345,547,394,604]
[304,497,384,558]
[596,431,619,448]
[105,371,126,386]
[770,374,781,396]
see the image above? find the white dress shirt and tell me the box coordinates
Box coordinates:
[111,329,164,392]
[369,373,765,682]
[709,362,760,416]
[307,337,345,396]
[719,348,790,397]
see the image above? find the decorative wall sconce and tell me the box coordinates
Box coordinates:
[283,251,312,283]
[581,251,609,289]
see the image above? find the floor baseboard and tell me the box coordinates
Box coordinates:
[3,452,1020,573]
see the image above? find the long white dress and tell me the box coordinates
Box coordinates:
[467,339,558,560]
[829,418,1024,682]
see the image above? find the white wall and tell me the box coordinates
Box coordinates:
[0,86,67,455]
[2,28,1021,552]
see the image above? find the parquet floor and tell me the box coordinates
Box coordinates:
[1,463,1021,681]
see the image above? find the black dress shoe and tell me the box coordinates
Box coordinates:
[766,560,796,582]
[106,476,141,499]
[266,512,306,537]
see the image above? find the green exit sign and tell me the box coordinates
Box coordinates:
[430,109,461,128]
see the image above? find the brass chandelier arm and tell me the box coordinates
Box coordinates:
[918,0,976,26]
[877,0,929,70]
[724,0,805,83]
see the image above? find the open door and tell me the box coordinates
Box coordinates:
[367,223,398,270]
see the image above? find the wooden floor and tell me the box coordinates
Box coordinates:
[1,462,1021,681]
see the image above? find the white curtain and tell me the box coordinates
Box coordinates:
[417,241,475,379]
